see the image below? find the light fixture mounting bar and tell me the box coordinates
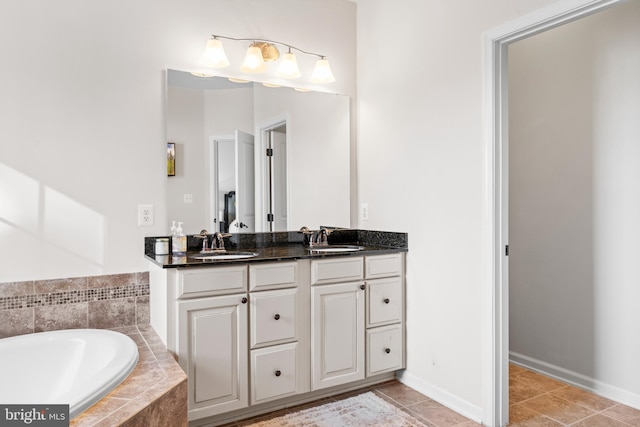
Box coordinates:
[211,34,327,59]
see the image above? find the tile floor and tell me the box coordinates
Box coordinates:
[223,365,640,426]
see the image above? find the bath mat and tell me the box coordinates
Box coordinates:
[249,391,427,426]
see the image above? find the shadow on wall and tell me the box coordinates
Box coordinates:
[0,162,105,281]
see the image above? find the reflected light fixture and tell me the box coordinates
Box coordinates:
[201,34,335,83]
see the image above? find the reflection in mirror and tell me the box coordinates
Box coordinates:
[166,69,351,234]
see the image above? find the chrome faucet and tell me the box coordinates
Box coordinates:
[212,232,232,251]
[299,226,331,247]
[196,230,211,253]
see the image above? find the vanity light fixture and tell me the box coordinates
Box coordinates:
[201,34,335,83]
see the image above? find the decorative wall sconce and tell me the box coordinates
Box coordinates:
[201,35,335,84]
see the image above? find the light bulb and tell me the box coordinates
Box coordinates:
[310,58,335,84]
[240,45,267,73]
[202,38,230,68]
[276,52,301,78]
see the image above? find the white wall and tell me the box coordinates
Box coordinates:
[509,0,640,403]
[166,86,207,233]
[356,0,560,422]
[253,85,351,230]
[167,85,253,234]
[0,0,356,282]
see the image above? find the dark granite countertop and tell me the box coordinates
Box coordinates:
[144,229,407,269]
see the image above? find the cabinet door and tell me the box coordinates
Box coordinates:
[178,294,248,421]
[311,281,365,390]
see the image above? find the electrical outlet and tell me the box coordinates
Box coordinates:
[361,203,369,221]
[184,194,193,204]
[138,204,154,226]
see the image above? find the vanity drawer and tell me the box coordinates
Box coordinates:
[365,253,403,279]
[249,262,297,291]
[367,277,403,328]
[250,288,298,348]
[311,257,364,285]
[177,266,247,298]
[366,324,403,376]
[251,342,298,404]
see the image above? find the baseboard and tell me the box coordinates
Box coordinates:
[396,370,484,424]
[510,351,640,410]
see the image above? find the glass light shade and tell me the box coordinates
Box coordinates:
[310,58,335,84]
[240,45,267,73]
[276,52,301,78]
[202,38,230,68]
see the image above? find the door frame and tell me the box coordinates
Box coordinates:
[482,0,623,425]
[208,135,234,233]
[256,114,290,232]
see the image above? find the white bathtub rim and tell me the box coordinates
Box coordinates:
[0,328,139,419]
[70,330,139,419]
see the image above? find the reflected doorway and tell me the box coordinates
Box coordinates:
[260,120,289,232]
[209,130,255,233]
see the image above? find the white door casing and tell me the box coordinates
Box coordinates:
[482,1,624,426]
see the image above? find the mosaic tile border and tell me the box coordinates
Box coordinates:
[0,272,151,338]
[0,283,149,311]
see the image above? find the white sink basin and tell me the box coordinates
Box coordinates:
[190,252,258,260]
[308,245,364,253]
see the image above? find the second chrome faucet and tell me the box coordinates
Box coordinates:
[196,230,231,253]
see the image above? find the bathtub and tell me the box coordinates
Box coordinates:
[0,329,139,419]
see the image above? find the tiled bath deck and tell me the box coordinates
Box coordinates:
[71,325,187,427]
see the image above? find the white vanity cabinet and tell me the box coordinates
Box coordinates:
[173,266,249,421]
[309,254,406,391]
[310,257,366,390]
[365,254,405,376]
[248,261,310,405]
[149,250,404,426]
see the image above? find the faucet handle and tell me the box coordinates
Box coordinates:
[195,229,210,238]
[299,226,314,235]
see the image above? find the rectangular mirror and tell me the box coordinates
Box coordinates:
[166,69,351,234]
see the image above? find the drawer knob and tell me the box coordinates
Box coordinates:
[385,348,391,354]
[360,284,366,290]
[241,297,248,304]
[275,370,282,377]
[383,298,390,304]
[274,314,280,320]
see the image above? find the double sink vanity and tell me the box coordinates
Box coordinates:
[145,228,407,426]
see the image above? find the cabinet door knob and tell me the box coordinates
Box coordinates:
[385,348,391,354]
[241,297,248,304]
[274,314,280,320]
[275,370,282,377]
[383,298,390,304]
[360,284,366,290]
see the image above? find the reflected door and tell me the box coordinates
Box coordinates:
[209,131,255,233]
[235,130,255,232]
[268,129,288,231]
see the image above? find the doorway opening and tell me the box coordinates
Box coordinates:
[258,118,289,232]
[483,0,626,426]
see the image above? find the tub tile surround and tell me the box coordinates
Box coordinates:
[70,324,187,427]
[0,272,150,338]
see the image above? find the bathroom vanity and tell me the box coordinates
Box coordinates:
[145,229,407,426]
